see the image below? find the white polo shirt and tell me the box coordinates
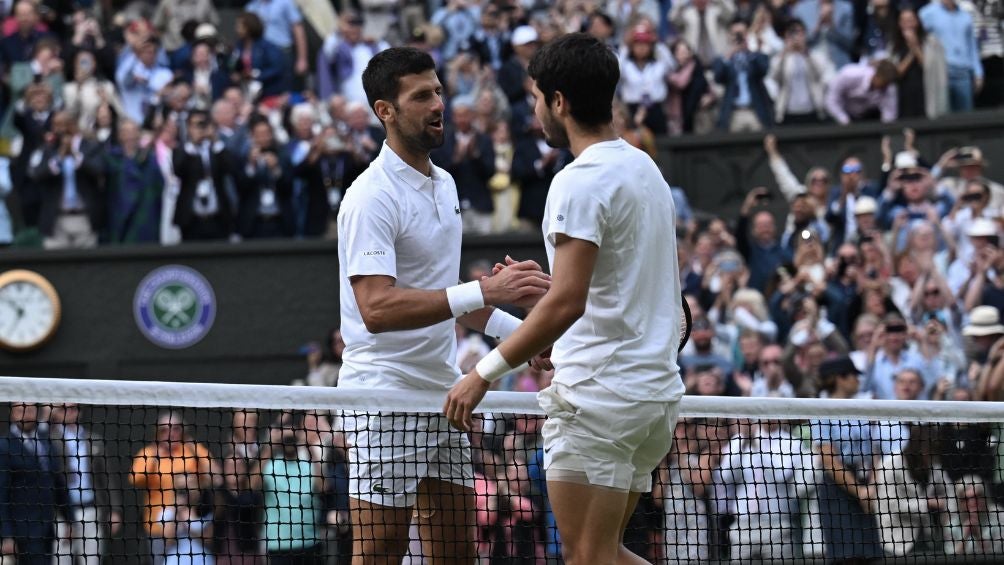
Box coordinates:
[337,143,464,390]
[542,138,685,402]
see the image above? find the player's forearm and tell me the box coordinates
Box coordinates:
[293,24,308,63]
[458,308,495,334]
[358,286,455,333]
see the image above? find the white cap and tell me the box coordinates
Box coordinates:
[968,218,998,238]
[195,23,218,40]
[511,25,539,46]
[853,195,877,215]
[894,151,919,170]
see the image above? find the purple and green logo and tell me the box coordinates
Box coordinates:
[134,265,216,349]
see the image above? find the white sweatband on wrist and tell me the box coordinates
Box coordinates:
[446,281,485,318]
[484,309,522,340]
[476,348,515,383]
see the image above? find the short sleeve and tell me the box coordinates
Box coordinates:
[340,189,399,279]
[545,171,607,247]
[285,0,303,24]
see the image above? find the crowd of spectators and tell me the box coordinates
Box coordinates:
[0,0,994,247]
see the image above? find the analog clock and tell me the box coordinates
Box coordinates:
[0,270,61,351]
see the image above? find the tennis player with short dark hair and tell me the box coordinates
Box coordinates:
[445,33,685,565]
[337,47,550,564]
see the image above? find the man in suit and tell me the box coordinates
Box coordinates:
[432,98,495,234]
[11,83,54,228]
[342,101,384,186]
[49,403,122,565]
[510,114,570,228]
[0,402,68,565]
[236,114,292,238]
[27,110,105,249]
[712,19,773,132]
[290,123,353,238]
[0,1,51,69]
[824,156,881,245]
[173,109,236,240]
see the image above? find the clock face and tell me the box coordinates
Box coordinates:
[0,271,61,351]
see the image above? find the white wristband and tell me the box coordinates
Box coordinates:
[484,309,522,340]
[476,348,515,383]
[446,281,485,318]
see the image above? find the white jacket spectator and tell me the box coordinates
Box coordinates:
[874,432,954,556]
[714,423,820,560]
[670,0,736,66]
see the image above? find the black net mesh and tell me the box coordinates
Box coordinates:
[0,382,1003,564]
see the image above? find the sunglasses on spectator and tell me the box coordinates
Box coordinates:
[962,192,984,202]
[899,172,924,182]
[810,176,829,184]
[886,324,907,333]
[191,121,209,128]
[925,288,940,296]
[841,164,862,174]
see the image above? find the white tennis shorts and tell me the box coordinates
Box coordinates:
[341,411,474,508]
[538,378,681,492]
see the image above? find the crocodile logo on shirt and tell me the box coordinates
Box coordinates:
[371,483,390,494]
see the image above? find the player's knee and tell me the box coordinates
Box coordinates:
[561,539,618,565]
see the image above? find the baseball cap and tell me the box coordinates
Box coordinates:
[853,195,877,215]
[194,23,217,40]
[511,25,539,46]
[894,151,919,170]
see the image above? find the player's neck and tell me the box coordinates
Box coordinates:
[567,122,618,158]
[386,136,433,177]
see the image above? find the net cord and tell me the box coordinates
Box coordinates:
[0,376,1002,422]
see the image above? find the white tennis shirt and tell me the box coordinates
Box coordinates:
[337,143,464,390]
[542,138,686,402]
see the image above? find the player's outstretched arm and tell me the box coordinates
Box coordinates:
[445,235,598,430]
[351,261,550,334]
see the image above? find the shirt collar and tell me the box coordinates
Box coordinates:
[379,142,438,191]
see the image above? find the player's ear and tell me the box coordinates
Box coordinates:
[373,100,395,124]
[552,90,569,118]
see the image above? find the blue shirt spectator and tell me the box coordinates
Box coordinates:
[736,201,792,292]
[920,0,983,111]
[791,0,857,69]
[244,0,303,50]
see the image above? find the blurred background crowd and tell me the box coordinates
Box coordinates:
[0,0,993,247]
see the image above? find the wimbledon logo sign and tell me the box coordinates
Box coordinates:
[134,265,217,349]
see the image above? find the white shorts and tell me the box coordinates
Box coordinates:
[538,378,680,492]
[341,411,474,508]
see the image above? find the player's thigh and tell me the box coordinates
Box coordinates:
[546,479,632,564]
[350,497,413,563]
[416,477,476,563]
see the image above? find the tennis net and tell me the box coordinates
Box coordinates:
[0,376,1003,564]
